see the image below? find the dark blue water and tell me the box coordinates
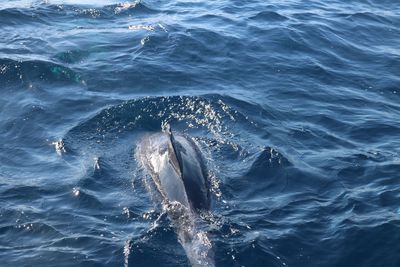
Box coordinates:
[1,0,400,266]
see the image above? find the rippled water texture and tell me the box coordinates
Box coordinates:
[1,0,400,266]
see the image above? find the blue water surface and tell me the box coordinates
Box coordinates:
[1,0,400,266]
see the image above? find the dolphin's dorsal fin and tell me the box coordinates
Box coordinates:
[165,124,183,178]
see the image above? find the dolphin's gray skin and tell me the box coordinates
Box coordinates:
[136,125,214,267]
[166,125,210,210]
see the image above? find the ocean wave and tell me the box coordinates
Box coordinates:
[0,1,156,23]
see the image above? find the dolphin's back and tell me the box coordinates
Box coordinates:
[137,129,215,266]
[168,132,210,211]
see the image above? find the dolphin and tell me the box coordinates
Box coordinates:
[136,125,214,267]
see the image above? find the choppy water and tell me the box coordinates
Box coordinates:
[1,0,400,266]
